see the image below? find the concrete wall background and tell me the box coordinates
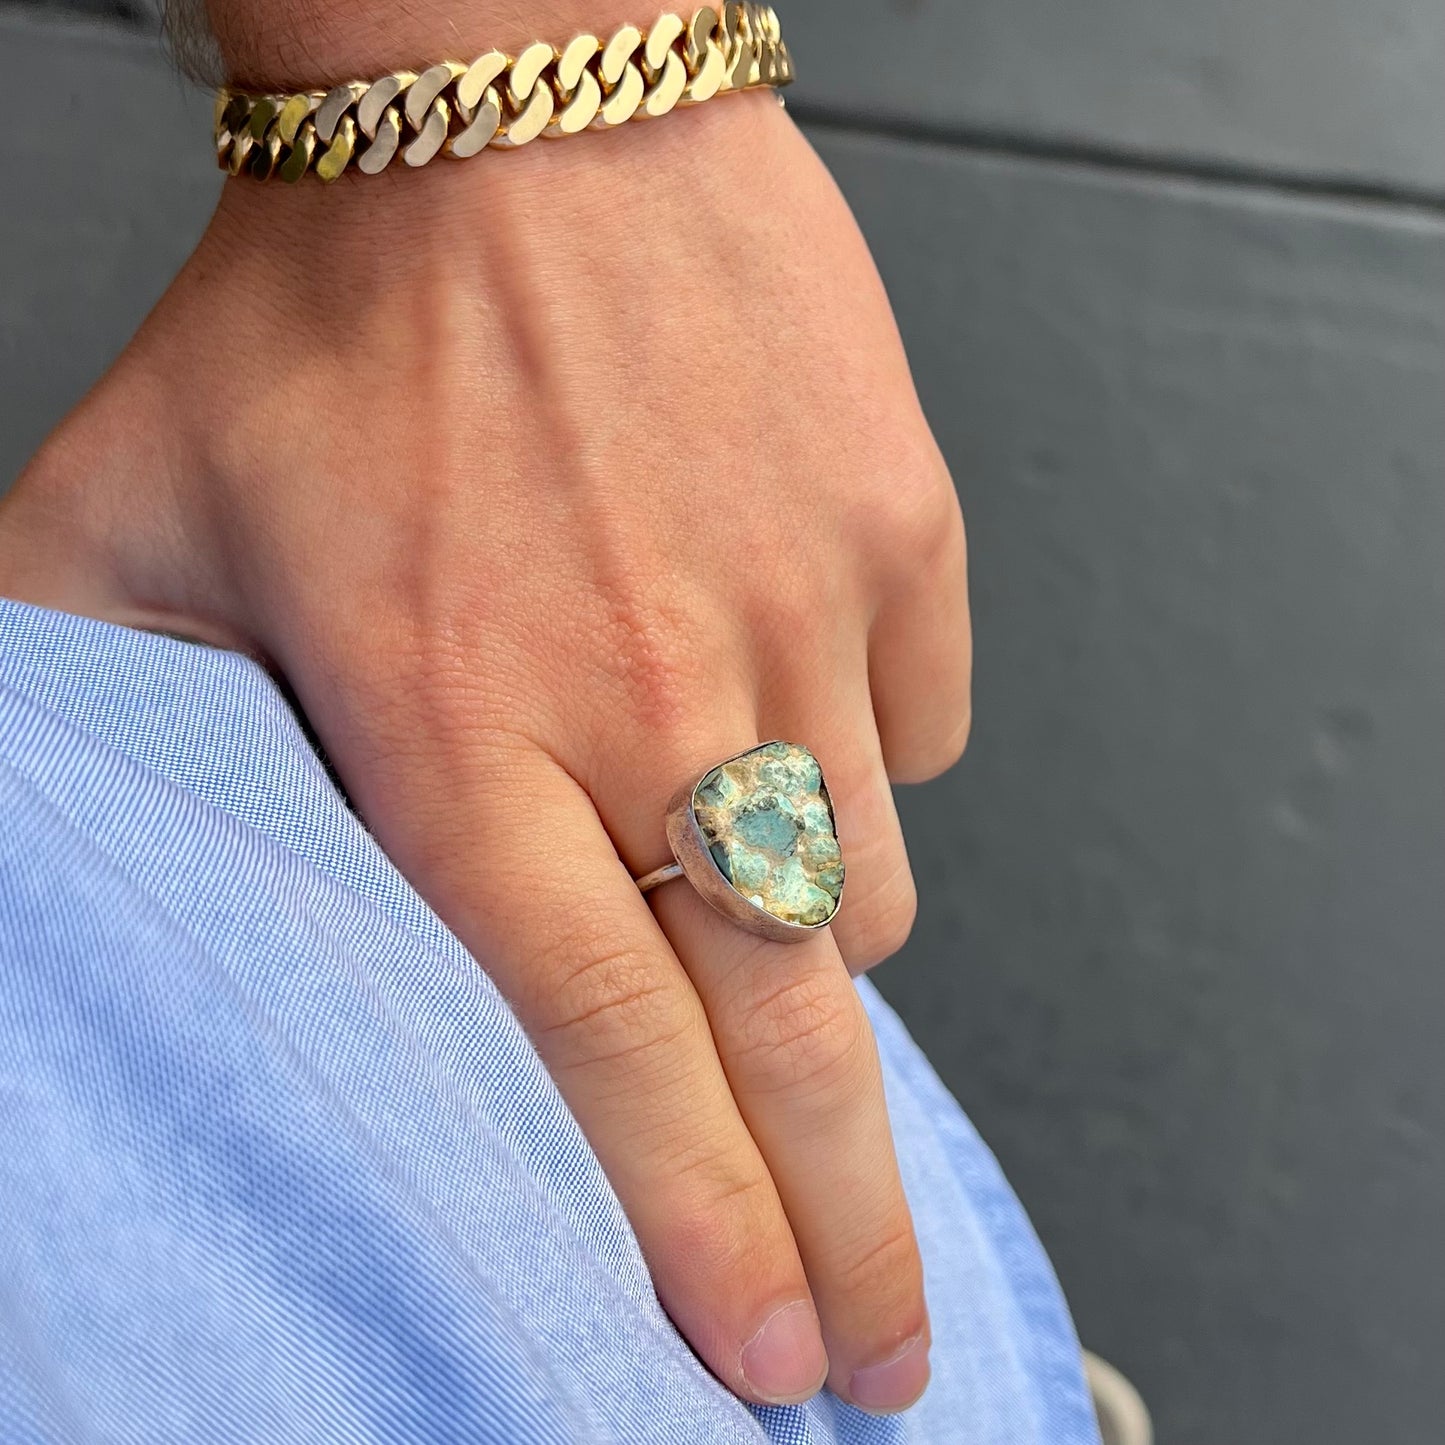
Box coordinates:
[2,3,1442,1441]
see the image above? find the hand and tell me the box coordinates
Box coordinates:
[0,90,970,1412]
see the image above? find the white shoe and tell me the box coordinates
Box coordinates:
[1083,1351,1153,1445]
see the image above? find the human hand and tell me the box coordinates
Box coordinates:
[0,83,969,1413]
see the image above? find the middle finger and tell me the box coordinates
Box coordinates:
[602,733,932,1415]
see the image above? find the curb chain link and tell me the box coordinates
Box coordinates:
[215,3,792,182]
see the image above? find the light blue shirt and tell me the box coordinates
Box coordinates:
[0,597,1098,1444]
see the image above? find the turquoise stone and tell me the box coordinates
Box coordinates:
[692,742,843,927]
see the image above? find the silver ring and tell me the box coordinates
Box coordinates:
[634,741,845,943]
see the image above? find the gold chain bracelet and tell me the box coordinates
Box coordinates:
[215,2,792,182]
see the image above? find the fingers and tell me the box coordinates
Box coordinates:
[502,771,829,1406]
[648,867,931,1414]
[290,603,945,1417]
[299,697,830,1407]
[601,734,931,1414]
[869,490,973,785]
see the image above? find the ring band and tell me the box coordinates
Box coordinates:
[636,861,686,893]
[634,741,844,942]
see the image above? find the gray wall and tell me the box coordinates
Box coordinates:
[2,4,1442,1442]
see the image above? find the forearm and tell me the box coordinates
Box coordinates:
[209,0,666,87]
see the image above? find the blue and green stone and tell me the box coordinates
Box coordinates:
[692,741,843,927]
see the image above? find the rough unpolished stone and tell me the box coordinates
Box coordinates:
[692,742,843,927]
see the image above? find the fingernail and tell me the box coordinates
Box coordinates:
[740,1301,829,1405]
[848,1332,931,1414]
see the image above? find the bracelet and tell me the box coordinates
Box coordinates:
[214,2,793,183]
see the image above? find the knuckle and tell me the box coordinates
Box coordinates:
[875,454,961,571]
[752,589,820,658]
[848,864,919,969]
[834,1217,923,1303]
[615,636,695,734]
[588,573,713,736]
[892,701,973,785]
[662,1163,785,1286]
[731,970,870,1099]
[932,703,974,775]
[536,938,696,1074]
[671,1149,775,1223]
[353,639,530,762]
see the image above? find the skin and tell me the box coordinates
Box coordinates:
[0,11,972,1414]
